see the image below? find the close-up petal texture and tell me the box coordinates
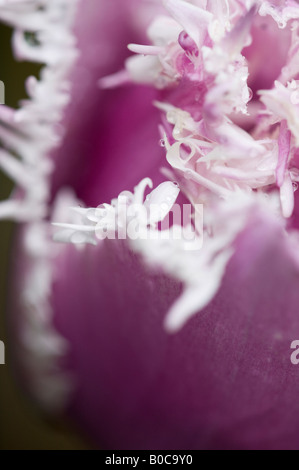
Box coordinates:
[1,0,299,451]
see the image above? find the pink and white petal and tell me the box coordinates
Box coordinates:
[50,0,165,207]
[163,0,212,48]
[48,210,299,449]
[277,120,291,187]
[243,12,291,95]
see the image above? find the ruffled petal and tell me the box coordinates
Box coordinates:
[50,207,299,449]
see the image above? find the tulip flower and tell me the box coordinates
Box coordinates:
[2,0,299,450]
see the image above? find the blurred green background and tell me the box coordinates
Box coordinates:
[0,22,90,450]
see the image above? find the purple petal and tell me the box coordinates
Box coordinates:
[51,210,299,449]
[243,13,291,96]
[50,0,165,206]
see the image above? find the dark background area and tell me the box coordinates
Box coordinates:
[0,22,89,450]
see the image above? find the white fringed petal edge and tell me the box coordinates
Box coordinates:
[0,0,80,412]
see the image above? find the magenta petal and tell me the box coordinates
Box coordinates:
[51,211,299,450]
[50,0,164,206]
[243,13,291,96]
